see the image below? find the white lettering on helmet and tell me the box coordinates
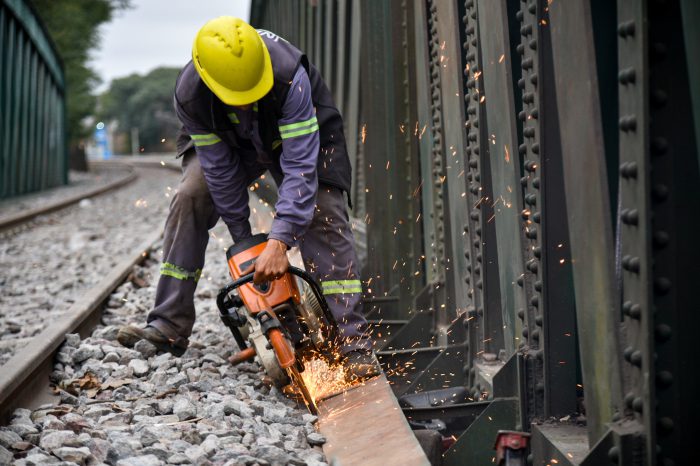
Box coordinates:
[256,29,288,43]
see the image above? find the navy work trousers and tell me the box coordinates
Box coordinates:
[146,150,371,354]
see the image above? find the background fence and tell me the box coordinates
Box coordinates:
[0,0,66,199]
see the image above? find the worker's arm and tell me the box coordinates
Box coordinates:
[268,66,320,247]
[174,102,253,243]
[247,67,320,284]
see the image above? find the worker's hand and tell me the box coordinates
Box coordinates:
[241,239,289,284]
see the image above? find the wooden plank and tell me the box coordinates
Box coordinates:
[317,374,429,466]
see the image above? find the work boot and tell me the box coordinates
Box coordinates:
[344,349,381,381]
[117,324,188,357]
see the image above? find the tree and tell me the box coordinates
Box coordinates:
[100,67,182,154]
[30,0,131,170]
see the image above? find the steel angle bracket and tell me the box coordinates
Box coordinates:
[530,422,645,466]
[442,397,520,466]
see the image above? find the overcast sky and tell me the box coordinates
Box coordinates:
[91,0,251,91]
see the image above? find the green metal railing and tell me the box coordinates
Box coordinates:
[0,0,66,199]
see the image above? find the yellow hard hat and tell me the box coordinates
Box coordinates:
[192,17,273,106]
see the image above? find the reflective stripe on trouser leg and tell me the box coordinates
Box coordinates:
[147,151,218,339]
[298,186,372,354]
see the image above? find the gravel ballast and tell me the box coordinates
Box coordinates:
[1,173,328,465]
[0,167,179,366]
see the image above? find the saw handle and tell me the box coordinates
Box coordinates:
[217,266,340,343]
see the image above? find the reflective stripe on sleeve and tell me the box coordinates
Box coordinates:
[190,133,222,147]
[279,116,319,140]
[227,113,240,124]
[321,279,362,295]
[160,262,202,282]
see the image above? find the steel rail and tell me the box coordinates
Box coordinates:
[0,228,163,424]
[0,162,138,231]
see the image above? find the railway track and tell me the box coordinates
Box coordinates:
[0,161,430,466]
[0,162,138,233]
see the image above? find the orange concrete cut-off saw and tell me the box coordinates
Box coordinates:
[216,234,341,413]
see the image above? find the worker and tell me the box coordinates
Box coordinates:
[117,17,379,379]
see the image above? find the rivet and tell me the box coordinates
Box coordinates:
[531,142,539,154]
[528,2,536,14]
[531,328,540,340]
[519,144,528,155]
[630,350,642,367]
[535,315,542,326]
[522,327,529,338]
[521,176,529,187]
[530,108,539,119]
[653,231,669,249]
[654,277,671,295]
[518,308,525,319]
[617,20,635,38]
[516,43,525,55]
[619,115,637,132]
[519,110,527,121]
[530,73,538,85]
[517,276,524,286]
[624,391,634,407]
[652,89,668,107]
[522,57,533,69]
[525,160,537,172]
[623,346,634,361]
[656,370,673,388]
[651,137,668,156]
[523,92,535,104]
[526,227,537,239]
[527,260,538,273]
[620,161,638,178]
[629,303,641,319]
[618,67,636,85]
[525,193,537,205]
[516,10,524,21]
[652,184,669,202]
[529,39,537,51]
[533,246,541,258]
[477,280,483,289]
[518,78,526,89]
[520,24,533,36]
[608,446,620,463]
[632,396,643,412]
[532,212,541,223]
[532,177,540,189]
[658,417,674,433]
[622,208,639,225]
[622,300,632,315]
[530,295,539,307]
[655,323,672,342]
[534,280,542,292]
[524,127,535,138]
